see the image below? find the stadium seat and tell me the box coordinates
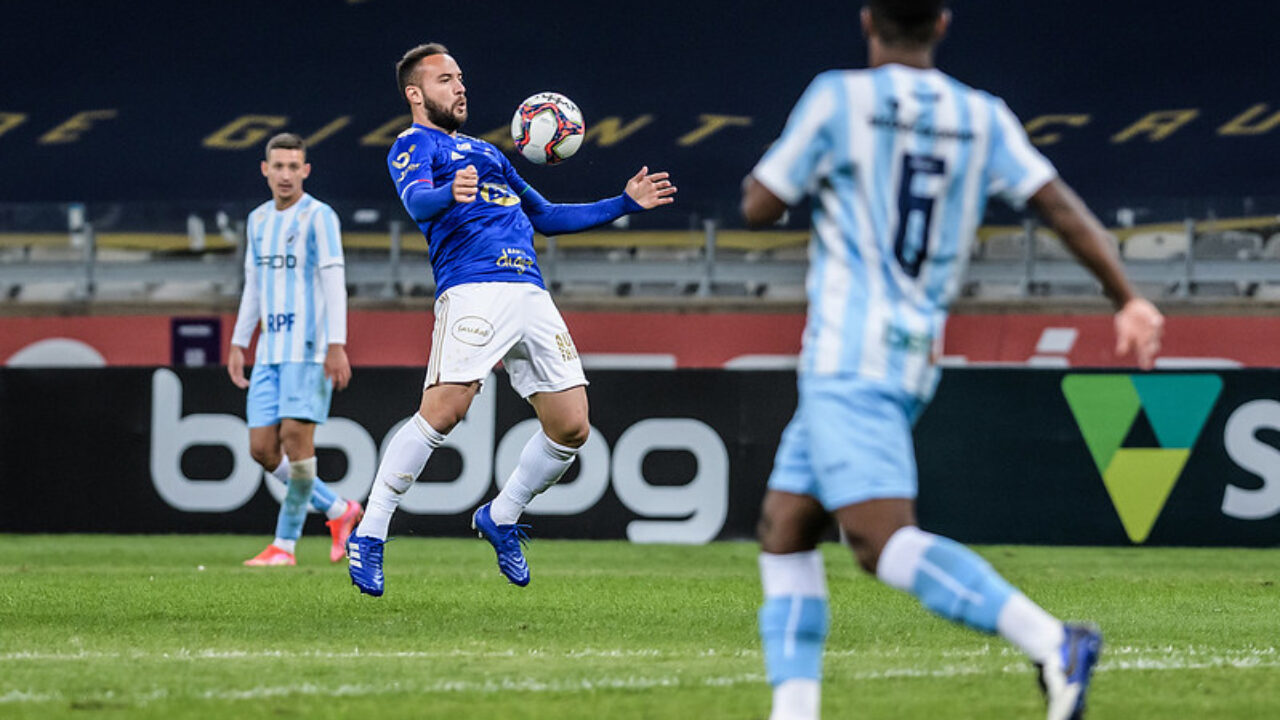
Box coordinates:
[1122,231,1188,260]
[1195,230,1262,260]
[149,280,220,302]
[1260,233,1280,260]
[981,233,1028,260]
[15,281,78,303]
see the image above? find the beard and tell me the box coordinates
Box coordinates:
[424,95,466,132]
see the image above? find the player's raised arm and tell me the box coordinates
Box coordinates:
[623,166,677,209]
[507,157,674,236]
[1028,179,1164,369]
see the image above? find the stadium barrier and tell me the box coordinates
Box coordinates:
[3,367,1278,546]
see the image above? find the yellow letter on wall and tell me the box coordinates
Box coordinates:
[677,114,752,147]
[0,112,27,139]
[1023,114,1091,146]
[203,115,288,150]
[584,115,654,147]
[1218,104,1280,136]
[360,115,412,147]
[39,110,118,144]
[1111,109,1199,143]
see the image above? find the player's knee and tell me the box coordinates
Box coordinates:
[547,420,589,449]
[757,495,824,554]
[250,443,280,470]
[842,528,891,575]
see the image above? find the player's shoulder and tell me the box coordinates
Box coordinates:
[248,200,274,221]
[389,124,444,156]
[303,195,338,220]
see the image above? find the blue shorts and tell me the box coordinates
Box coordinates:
[767,375,925,511]
[246,362,332,428]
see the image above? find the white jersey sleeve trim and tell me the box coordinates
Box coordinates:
[231,252,261,349]
[319,264,348,345]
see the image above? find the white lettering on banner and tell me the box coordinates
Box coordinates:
[494,419,610,515]
[392,380,495,515]
[150,369,260,512]
[147,369,732,542]
[1222,399,1280,520]
[264,418,378,510]
[611,419,729,544]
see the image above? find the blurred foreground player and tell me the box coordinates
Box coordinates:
[229,133,363,567]
[346,43,675,595]
[741,2,1164,719]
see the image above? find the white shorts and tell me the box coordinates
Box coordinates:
[425,282,588,398]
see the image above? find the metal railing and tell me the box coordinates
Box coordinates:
[1,205,1278,304]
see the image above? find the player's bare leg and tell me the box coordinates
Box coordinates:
[246,424,361,564]
[348,382,474,596]
[835,499,1098,720]
[757,490,831,720]
[473,385,588,586]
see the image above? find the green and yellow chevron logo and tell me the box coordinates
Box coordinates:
[1061,374,1221,544]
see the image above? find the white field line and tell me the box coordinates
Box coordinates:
[2,645,1278,705]
[1,644,1275,663]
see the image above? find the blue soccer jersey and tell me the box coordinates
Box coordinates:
[238,194,345,364]
[753,65,1056,400]
[389,124,546,295]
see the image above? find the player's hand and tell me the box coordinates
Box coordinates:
[452,165,478,203]
[624,166,677,210]
[1114,298,1163,370]
[325,344,351,391]
[227,345,250,389]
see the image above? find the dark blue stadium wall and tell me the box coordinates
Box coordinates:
[1,0,1276,223]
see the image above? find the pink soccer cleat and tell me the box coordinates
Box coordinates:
[326,501,364,563]
[243,544,296,567]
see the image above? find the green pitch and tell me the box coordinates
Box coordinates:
[2,535,1277,719]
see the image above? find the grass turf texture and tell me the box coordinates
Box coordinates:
[2,535,1277,719]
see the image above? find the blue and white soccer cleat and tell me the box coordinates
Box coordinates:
[471,502,531,587]
[347,534,386,597]
[1037,623,1103,720]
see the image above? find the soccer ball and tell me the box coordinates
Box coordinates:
[511,92,585,165]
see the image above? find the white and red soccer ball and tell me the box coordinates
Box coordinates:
[511,92,585,165]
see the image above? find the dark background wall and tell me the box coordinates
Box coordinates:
[2,0,1276,224]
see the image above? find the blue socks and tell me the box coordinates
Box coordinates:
[274,457,317,542]
[877,526,1014,633]
[759,551,830,686]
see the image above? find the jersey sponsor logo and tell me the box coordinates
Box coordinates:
[257,254,298,268]
[495,247,535,274]
[450,316,494,346]
[869,98,975,141]
[882,323,933,354]
[479,182,520,207]
[264,312,297,333]
[450,150,465,160]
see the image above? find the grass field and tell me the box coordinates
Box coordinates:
[2,535,1278,719]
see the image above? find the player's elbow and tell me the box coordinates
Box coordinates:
[740,177,788,228]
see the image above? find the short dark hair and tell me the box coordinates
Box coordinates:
[264,132,305,160]
[396,43,450,101]
[867,0,947,47]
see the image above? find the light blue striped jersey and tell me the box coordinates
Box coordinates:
[243,193,345,364]
[754,64,1056,400]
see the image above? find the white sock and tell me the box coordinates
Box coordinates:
[490,430,578,525]
[324,499,349,521]
[272,538,296,554]
[770,679,820,720]
[997,593,1065,664]
[356,414,446,540]
[270,457,291,484]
